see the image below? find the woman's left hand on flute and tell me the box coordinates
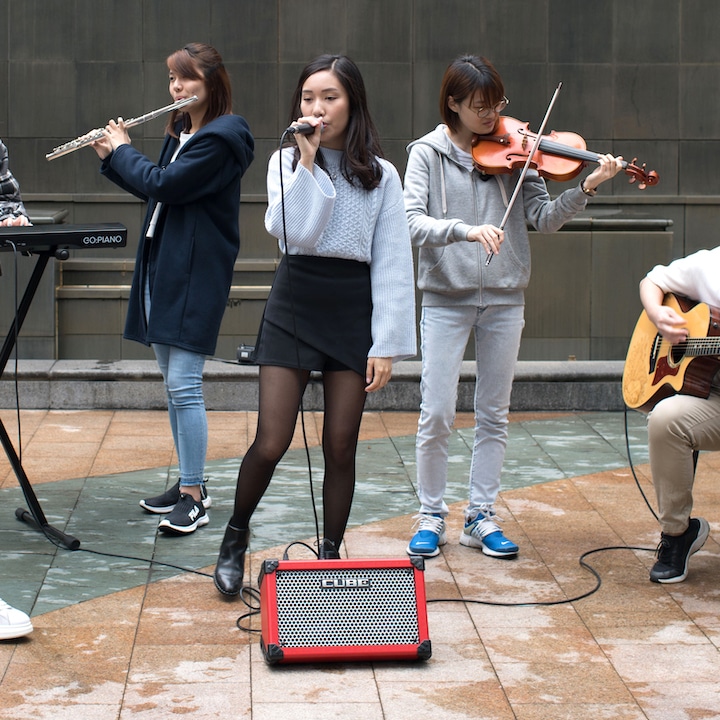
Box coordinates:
[89,118,131,159]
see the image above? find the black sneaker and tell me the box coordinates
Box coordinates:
[650,517,709,584]
[139,480,211,514]
[157,493,209,535]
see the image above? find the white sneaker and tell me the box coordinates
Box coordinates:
[0,598,33,640]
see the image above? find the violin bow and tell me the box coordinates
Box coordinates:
[486,82,563,266]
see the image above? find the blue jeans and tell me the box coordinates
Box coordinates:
[152,343,208,487]
[415,304,525,519]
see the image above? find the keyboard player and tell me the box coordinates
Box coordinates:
[0,138,31,227]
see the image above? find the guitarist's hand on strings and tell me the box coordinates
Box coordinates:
[652,306,689,345]
[640,277,689,345]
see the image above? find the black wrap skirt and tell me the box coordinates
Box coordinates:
[253,254,372,377]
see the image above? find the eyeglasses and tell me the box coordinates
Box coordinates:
[470,97,509,118]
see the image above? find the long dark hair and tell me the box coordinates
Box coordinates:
[165,43,232,136]
[288,54,383,190]
[439,55,505,133]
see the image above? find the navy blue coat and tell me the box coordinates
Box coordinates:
[101,114,254,355]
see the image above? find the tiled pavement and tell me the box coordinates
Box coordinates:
[1,408,720,719]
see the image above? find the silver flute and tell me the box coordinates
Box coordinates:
[45,95,199,161]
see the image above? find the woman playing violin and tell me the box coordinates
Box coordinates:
[403,54,623,560]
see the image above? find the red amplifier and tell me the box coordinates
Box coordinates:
[257,556,431,664]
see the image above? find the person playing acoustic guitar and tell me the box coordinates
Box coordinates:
[640,247,720,583]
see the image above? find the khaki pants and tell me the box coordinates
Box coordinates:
[648,388,720,535]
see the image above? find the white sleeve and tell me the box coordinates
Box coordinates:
[369,165,417,361]
[646,248,720,307]
[264,148,336,251]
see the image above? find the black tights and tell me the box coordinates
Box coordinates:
[230,365,367,548]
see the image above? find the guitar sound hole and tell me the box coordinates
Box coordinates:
[670,346,686,365]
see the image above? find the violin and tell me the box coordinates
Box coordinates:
[471,116,659,190]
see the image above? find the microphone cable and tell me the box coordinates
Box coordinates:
[232,134,345,631]
[276,130,323,558]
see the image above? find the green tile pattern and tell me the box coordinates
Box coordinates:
[0,411,650,616]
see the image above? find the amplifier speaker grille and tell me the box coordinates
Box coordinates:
[276,566,419,647]
[258,557,431,664]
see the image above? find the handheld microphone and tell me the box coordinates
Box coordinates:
[284,123,317,136]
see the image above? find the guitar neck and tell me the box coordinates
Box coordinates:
[684,337,720,357]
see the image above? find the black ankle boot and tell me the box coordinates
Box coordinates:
[319,538,340,559]
[214,524,250,596]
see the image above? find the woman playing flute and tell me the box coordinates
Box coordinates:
[90,43,254,534]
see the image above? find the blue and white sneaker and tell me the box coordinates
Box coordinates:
[407,513,447,557]
[460,508,518,558]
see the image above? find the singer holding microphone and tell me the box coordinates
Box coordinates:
[213,54,416,596]
[90,43,254,535]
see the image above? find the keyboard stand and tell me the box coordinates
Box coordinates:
[0,249,80,550]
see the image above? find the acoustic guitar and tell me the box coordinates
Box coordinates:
[622,293,720,412]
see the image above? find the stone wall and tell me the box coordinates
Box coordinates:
[0,0,714,362]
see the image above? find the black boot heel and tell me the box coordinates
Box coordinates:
[319,538,340,559]
[214,524,250,596]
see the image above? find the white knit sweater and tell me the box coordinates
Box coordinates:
[264,147,417,361]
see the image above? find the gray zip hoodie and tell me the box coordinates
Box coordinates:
[403,124,588,307]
